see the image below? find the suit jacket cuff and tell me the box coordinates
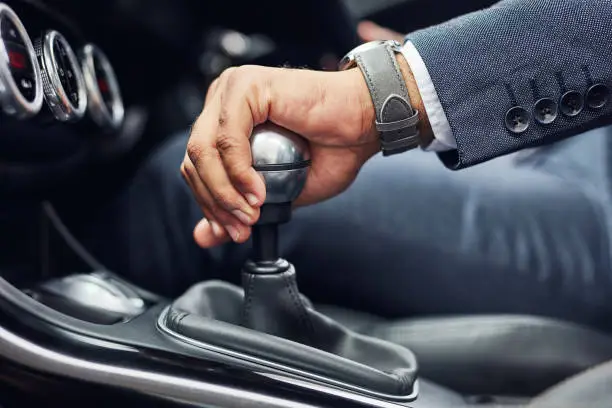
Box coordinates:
[406,0,612,169]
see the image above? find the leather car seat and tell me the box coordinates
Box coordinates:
[317,306,612,397]
[527,359,612,408]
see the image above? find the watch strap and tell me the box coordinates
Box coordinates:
[355,43,420,156]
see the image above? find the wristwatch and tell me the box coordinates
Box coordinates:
[339,40,420,156]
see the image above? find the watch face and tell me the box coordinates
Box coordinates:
[338,40,402,71]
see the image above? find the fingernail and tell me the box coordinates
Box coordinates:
[210,221,224,237]
[225,225,240,242]
[195,218,209,233]
[232,209,252,225]
[246,193,259,206]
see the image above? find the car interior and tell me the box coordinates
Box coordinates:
[1,0,612,407]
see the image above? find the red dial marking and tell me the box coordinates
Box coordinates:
[8,50,26,69]
[98,78,109,93]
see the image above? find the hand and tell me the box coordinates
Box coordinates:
[357,21,405,43]
[181,66,381,248]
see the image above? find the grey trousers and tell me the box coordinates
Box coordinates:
[77,126,612,330]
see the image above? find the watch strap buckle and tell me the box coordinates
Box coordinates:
[376,108,420,132]
[381,132,421,156]
[376,94,421,155]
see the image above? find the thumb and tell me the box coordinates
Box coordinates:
[357,21,405,43]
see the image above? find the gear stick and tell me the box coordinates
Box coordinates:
[249,122,310,263]
[164,123,417,400]
[241,123,314,341]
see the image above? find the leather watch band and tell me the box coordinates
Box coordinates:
[355,43,420,156]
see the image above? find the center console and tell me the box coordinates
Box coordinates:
[160,124,418,401]
[0,124,471,408]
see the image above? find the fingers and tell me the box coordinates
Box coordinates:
[357,21,405,43]
[190,73,255,208]
[184,63,378,249]
[181,156,255,247]
[186,135,256,224]
[185,67,269,243]
[213,68,267,204]
[193,217,228,248]
[181,157,229,246]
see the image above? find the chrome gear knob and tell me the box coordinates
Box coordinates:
[251,123,311,204]
[249,123,310,261]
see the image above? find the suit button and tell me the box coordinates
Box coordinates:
[586,83,610,110]
[560,90,584,117]
[533,98,558,125]
[505,106,531,134]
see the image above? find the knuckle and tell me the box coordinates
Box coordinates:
[186,142,203,165]
[187,142,217,169]
[235,66,259,87]
[220,67,237,82]
[226,66,258,89]
[216,132,240,153]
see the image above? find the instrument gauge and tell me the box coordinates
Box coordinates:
[80,44,124,130]
[0,3,43,118]
[35,30,87,122]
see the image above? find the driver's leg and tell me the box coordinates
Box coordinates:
[282,126,612,330]
[78,125,612,330]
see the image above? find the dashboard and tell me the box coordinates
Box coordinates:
[0,0,128,198]
[0,4,123,126]
[0,0,367,200]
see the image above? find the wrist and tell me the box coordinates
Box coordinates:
[351,52,434,149]
[395,55,434,147]
[347,67,378,146]
[347,41,433,152]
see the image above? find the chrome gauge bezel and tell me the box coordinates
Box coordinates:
[0,3,43,118]
[35,30,87,122]
[80,43,124,130]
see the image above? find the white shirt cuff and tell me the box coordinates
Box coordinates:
[399,41,457,152]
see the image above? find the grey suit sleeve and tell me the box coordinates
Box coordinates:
[406,0,612,169]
